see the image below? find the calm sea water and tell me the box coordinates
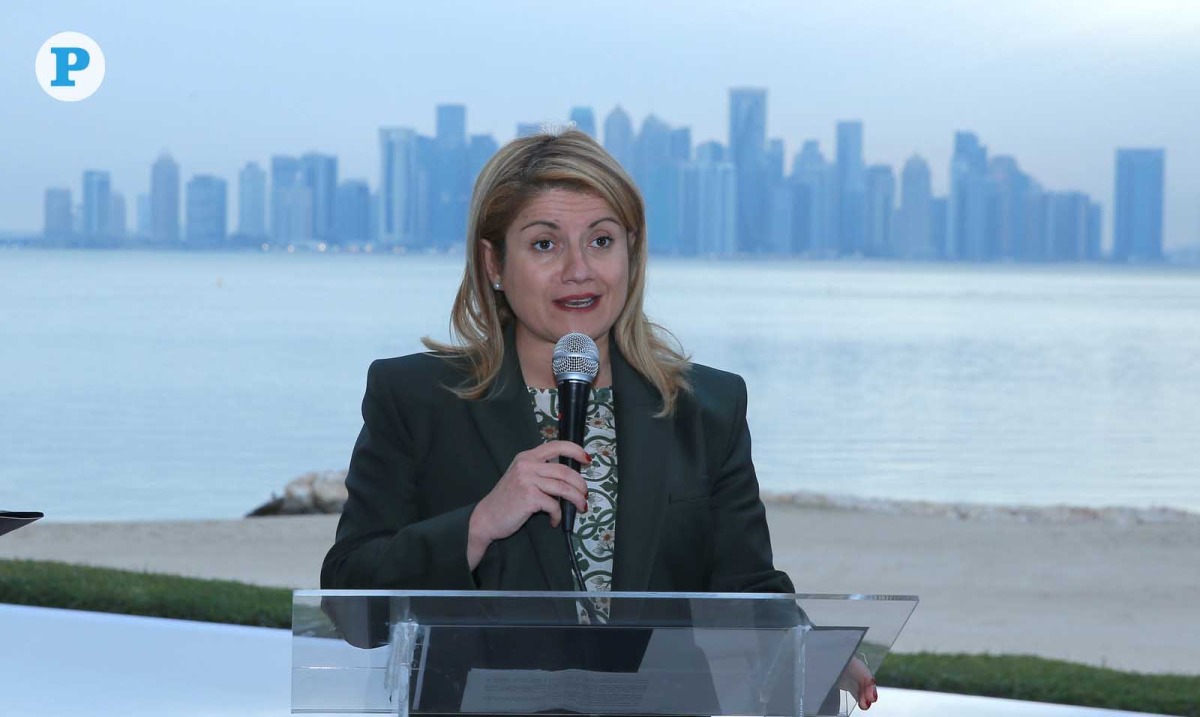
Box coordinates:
[2,249,1198,520]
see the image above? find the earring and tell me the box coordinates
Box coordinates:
[493,282,502,291]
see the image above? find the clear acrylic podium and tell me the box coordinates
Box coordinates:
[293,591,917,717]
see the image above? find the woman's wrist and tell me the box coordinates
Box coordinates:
[466,503,492,570]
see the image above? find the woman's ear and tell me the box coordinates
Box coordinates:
[480,238,501,285]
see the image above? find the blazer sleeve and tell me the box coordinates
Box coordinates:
[707,373,796,594]
[320,359,478,590]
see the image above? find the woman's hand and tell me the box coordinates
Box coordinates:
[837,655,878,710]
[467,440,592,569]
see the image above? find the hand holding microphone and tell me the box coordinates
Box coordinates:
[466,333,600,571]
[468,440,591,567]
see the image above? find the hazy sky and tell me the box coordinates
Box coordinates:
[3,0,1197,248]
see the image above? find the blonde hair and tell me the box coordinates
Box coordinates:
[423,129,691,416]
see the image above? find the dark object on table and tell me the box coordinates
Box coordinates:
[0,511,43,538]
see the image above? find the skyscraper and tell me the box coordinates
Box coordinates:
[669,127,692,163]
[603,106,634,173]
[864,165,895,256]
[150,153,180,243]
[186,175,228,245]
[301,153,338,243]
[1087,202,1103,261]
[44,188,72,240]
[108,193,126,239]
[81,170,111,241]
[947,132,990,260]
[989,156,1032,260]
[379,127,423,247]
[790,141,835,256]
[897,156,933,259]
[729,88,767,253]
[766,184,793,254]
[634,115,680,253]
[930,197,948,257]
[238,162,267,238]
[1044,191,1091,261]
[468,134,499,187]
[696,142,724,163]
[835,121,865,255]
[1113,148,1165,262]
[434,104,469,249]
[766,138,785,185]
[682,143,736,256]
[271,156,310,243]
[633,115,671,188]
[568,106,596,138]
[335,180,371,245]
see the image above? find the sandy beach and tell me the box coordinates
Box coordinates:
[2,500,1196,676]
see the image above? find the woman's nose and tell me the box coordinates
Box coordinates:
[561,241,593,282]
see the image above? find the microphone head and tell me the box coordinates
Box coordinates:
[553,332,600,385]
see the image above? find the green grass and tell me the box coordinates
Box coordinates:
[877,652,1200,717]
[0,559,290,628]
[2,559,1197,716]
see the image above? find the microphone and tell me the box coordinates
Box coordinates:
[552,332,599,534]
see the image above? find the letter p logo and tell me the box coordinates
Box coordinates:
[36,32,106,102]
[50,47,91,86]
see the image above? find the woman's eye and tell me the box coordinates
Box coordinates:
[533,238,555,252]
[592,235,613,248]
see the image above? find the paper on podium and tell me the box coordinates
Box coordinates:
[0,511,43,538]
[457,625,865,715]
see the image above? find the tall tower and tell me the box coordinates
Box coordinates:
[898,155,933,258]
[238,162,267,238]
[1113,149,1165,261]
[44,188,73,240]
[790,141,835,256]
[186,175,228,245]
[301,153,338,243]
[81,170,111,241]
[379,128,423,247]
[729,87,767,253]
[682,143,736,257]
[569,106,596,138]
[864,164,895,256]
[434,104,469,248]
[947,132,989,260]
[603,106,635,173]
[835,121,865,255]
[150,153,180,243]
[271,155,308,242]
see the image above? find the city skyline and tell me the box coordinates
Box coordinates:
[15,99,1188,257]
[31,93,1164,262]
[5,1,1198,249]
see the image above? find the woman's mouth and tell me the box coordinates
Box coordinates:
[555,295,600,311]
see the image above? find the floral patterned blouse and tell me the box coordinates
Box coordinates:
[528,386,617,623]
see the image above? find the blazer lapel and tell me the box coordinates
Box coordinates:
[610,342,671,593]
[466,324,576,592]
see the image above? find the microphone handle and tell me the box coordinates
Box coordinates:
[556,379,591,534]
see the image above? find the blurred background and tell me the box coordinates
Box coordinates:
[2,0,1198,520]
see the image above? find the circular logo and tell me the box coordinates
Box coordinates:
[35,32,106,102]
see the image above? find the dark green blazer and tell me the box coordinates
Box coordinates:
[321,329,794,595]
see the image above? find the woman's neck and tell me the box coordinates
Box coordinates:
[515,326,613,389]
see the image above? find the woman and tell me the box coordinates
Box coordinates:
[321,130,876,709]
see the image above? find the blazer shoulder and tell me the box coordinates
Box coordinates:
[681,362,750,448]
[365,351,471,405]
[685,362,748,413]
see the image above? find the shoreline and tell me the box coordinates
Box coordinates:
[24,490,1200,526]
[760,491,1200,524]
[1,504,1196,676]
